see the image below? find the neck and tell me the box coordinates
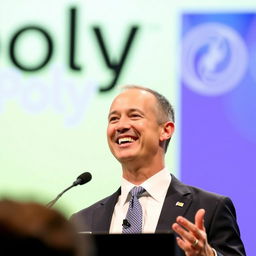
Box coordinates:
[121,157,165,185]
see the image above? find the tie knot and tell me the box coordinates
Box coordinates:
[130,186,145,197]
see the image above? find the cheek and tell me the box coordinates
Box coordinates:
[107,126,114,142]
[134,121,145,130]
[144,126,162,145]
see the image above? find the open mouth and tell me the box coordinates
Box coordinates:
[116,136,138,145]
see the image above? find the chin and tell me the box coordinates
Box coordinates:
[115,153,137,163]
[111,146,140,163]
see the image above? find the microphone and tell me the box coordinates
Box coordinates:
[46,172,92,208]
[73,172,92,186]
[122,219,131,229]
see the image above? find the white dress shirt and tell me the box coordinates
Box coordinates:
[109,168,171,233]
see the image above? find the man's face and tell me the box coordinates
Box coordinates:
[107,88,164,164]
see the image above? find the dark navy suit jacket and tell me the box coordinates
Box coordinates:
[71,175,246,256]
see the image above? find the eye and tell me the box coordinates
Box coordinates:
[130,113,142,119]
[109,116,119,123]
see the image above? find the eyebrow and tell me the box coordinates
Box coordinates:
[108,108,144,119]
[108,110,118,119]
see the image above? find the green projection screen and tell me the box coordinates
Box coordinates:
[0,1,180,216]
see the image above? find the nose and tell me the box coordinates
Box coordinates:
[115,117,131,133]
[116,126,130,133]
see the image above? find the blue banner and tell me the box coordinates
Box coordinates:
[181,13,256,256]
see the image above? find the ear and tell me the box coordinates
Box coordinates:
[159,121,175,142]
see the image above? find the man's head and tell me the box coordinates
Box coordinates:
[107,85,175,167]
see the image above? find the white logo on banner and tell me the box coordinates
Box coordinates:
[182,23,248,96]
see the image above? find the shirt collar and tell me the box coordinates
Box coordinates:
[120,168,171,206]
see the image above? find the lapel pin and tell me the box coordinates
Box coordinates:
[176,201,184,207]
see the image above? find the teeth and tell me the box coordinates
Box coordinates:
[118,137,135,144]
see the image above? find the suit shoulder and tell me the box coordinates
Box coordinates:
[70,188,120,219]
[72,195,112,217]
[171,175,234,209]
[185,183,236,216]
[69,189,120,232]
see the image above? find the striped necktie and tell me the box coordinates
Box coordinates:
[122,186,145,234]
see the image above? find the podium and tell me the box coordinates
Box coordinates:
[79,232,183,256]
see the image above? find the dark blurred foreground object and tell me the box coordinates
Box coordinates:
[0,199,95,256]
[78,232,183,256]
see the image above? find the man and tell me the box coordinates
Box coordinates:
[71,85,246,256]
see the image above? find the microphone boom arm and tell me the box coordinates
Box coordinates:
[46,172,92,208]
[46,184,75,208]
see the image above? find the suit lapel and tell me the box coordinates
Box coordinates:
[156,175,193,232]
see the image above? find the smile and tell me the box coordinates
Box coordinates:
[116,136,137,145]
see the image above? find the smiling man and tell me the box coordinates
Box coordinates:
[71,85,246,256]
[107,87,174,182]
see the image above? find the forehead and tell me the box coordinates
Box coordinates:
[109,89,157,112]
